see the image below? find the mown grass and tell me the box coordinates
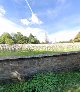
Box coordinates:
[0,49,79,57]
[0,72,80,92]
[0,50,61,57]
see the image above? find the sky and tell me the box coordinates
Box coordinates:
[0,0,80,43]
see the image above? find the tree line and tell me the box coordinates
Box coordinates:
[0,31,80,45]
[0,32,40,45]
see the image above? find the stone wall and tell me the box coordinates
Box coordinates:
[0,52,80,81]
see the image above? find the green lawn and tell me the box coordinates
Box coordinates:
[0,49,79,57]
[0,50,61,57]
[0,72,80,92]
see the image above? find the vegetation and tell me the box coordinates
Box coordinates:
[1,31,80,45]
[0,32,40,45]
[73,32,80,42]
[69,32,80,43]
[0,72,80,92]
[0,50,59,57]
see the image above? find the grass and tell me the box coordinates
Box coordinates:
[0,72,80,92]
[0,50,62,57]
[0,49,79,57]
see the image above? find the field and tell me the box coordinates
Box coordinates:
[0,72,80,92]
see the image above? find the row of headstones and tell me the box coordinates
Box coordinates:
[0,43,80,52]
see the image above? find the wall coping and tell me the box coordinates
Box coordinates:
[0,51,80,62]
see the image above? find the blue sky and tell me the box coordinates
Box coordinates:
[0,0,80,42]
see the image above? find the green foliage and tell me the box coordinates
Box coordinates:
[73,32,80,42]
[2,33,12,42]
[1,72,80,92]
[0,32,40,45]
[5,38,14,45]
[28,33,40,44]
[13,32,25,44]
[0,38,3,44]
[0,32,13,44]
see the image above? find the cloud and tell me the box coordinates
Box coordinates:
[21,26,80,43]
[24,27,46,42]
[18,27,46,42]
[0,6,24,35]
[0,6,6,17]
[0,17,23,35]
[21,0,43,26]
[21,19,30,26]
[21,13,43,26]
[48,30,80,43]
[30,13,43,25]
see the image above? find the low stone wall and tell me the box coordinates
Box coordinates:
[0,52,80,82]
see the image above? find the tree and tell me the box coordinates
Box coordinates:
[28,34,40,44]
[1,32,14,45]
[4,32,40,44]
[0,32,40,44]
[73,32,80,42]
[12,32,23,44]
[5,38,14,45]
[13,32,29,44]
[12,32,28,44]
[0,38,3,44]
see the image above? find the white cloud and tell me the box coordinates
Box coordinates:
[49,30,79,43]
[23,27,46,42]
[21,19,30,26]
[0,6,6,17]
[0,17,23,35]
[30,13,43,25]
[20,27,80,43]
[21,0,43,26]
[21,13,43,26]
